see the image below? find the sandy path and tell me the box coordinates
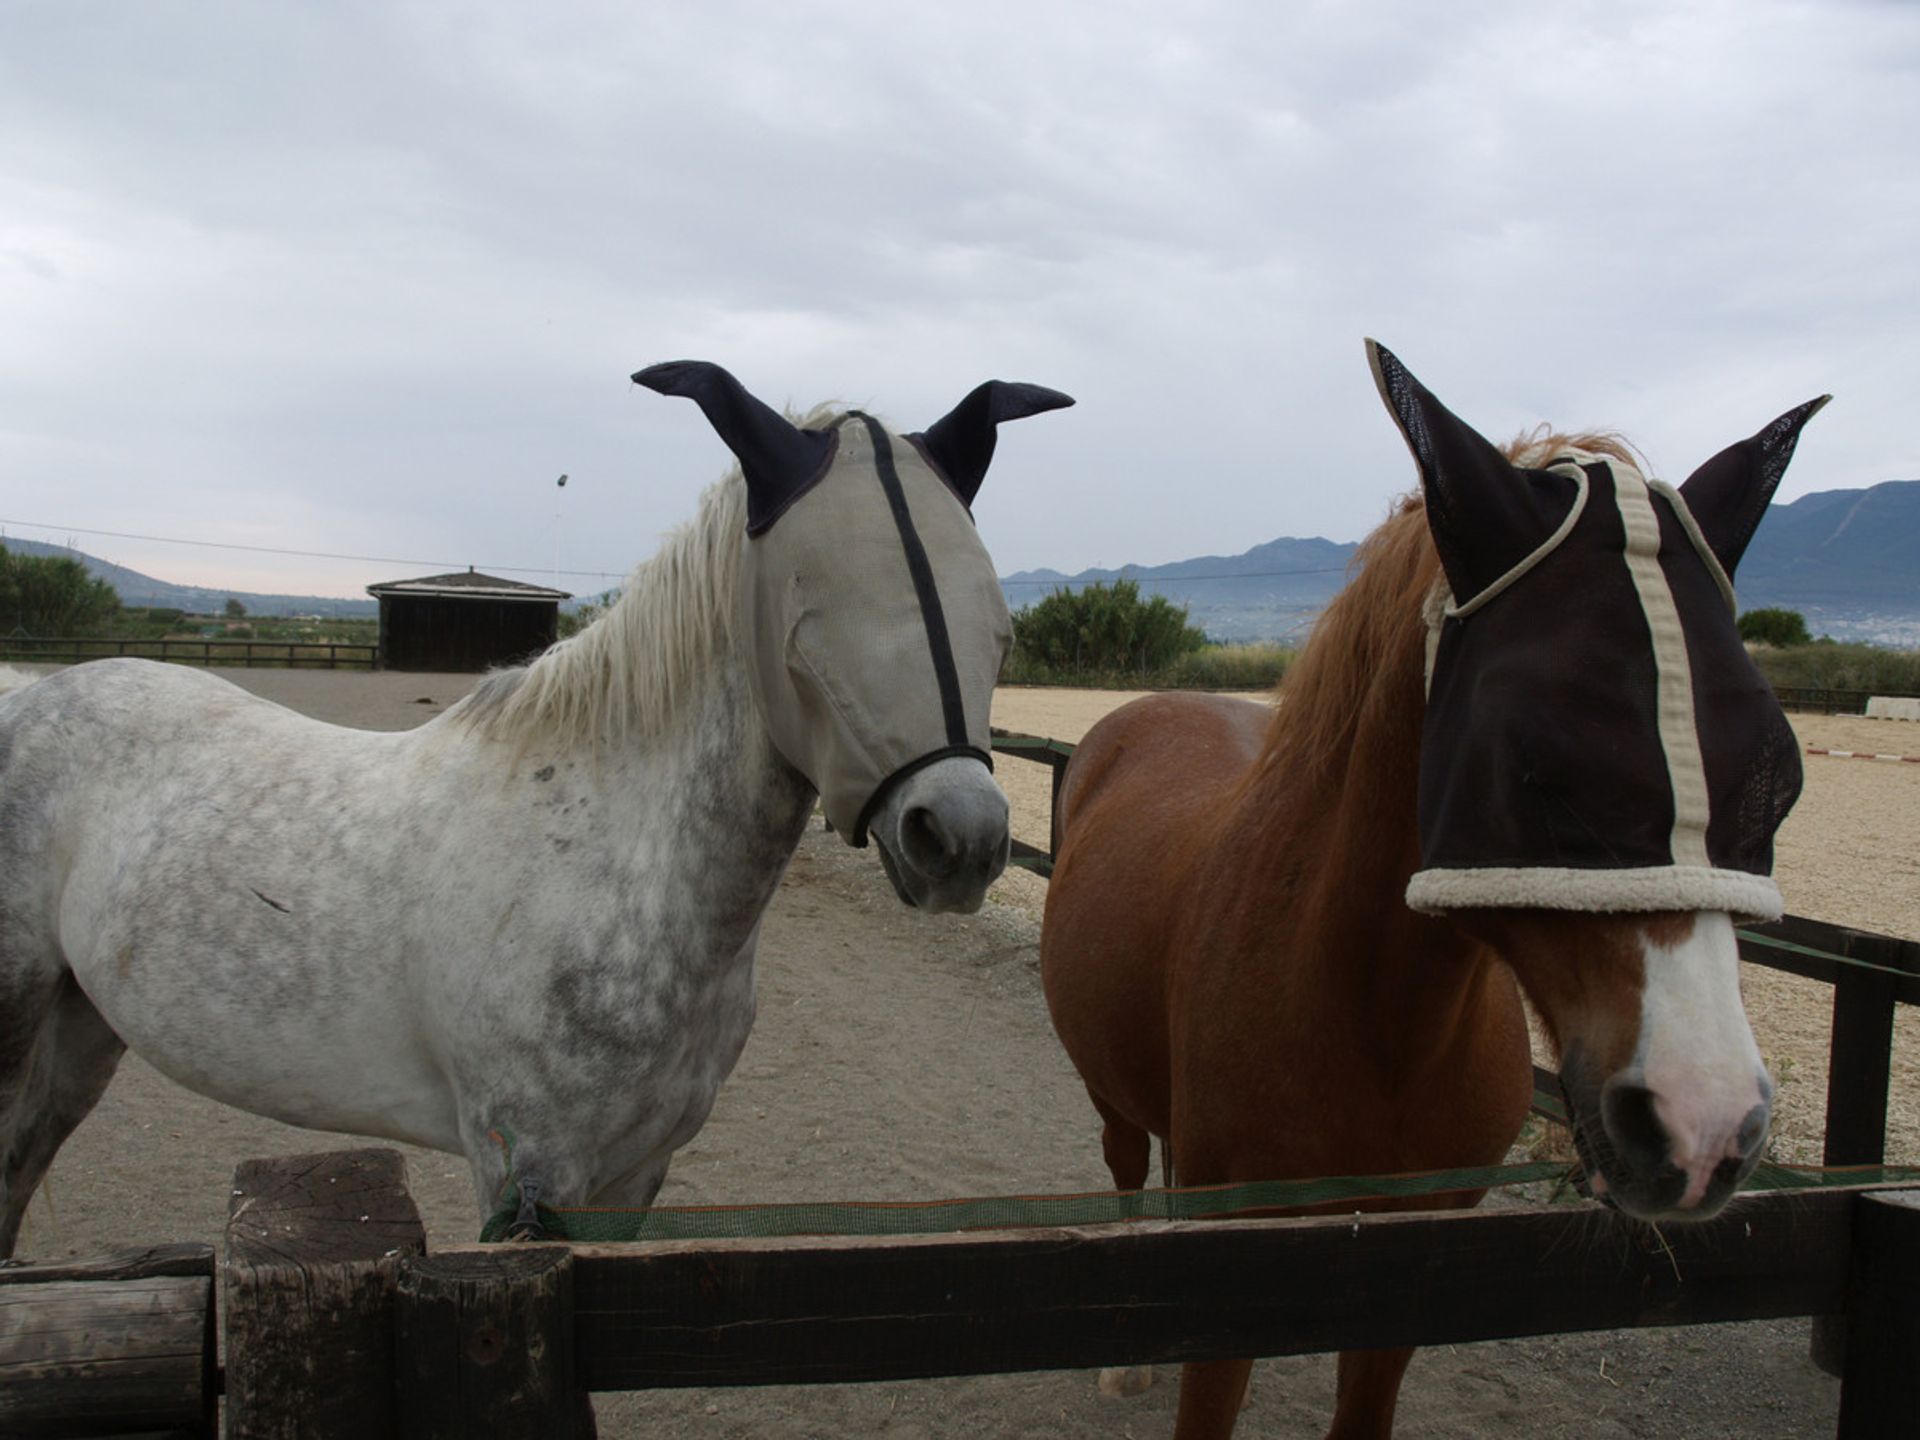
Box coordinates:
[10,668,1915,1436]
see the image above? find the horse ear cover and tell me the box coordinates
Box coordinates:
[1367,339,1582,609]
[913,381,1075,507]
[1678,395,1831,577]
[634,361,837,533]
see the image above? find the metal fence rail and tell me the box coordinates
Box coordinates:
[0,636,376,669]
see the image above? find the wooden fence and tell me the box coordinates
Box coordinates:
[2,1149,1914,1438]
[1772,686,1900,715]
[0,636,376,669]
[1,732,1915,1438]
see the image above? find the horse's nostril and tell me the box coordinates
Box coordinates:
[1600,1081,1669,1171]
[1735,1101,1770,1158]
[900,806,957,876]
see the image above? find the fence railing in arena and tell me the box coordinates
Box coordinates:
[0,636,377,669]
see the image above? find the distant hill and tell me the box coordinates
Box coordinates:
[0,538,377,618]
[1000,480,1920,646]
[12,479,1918,643]
[1737,480,1920,643]
[1000,535,1357,644]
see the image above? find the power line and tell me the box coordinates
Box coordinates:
[1,516,1354,590]
[0,518,631,584]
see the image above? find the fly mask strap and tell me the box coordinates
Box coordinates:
[1421,460,1590,698]
[847,412,971,755]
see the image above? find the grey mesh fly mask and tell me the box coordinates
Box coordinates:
[1367,342,1827,922]
[634,361,1072,844]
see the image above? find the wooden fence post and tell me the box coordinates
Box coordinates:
[224,1148,426,1440]
[1837,1190,1920,1437]
[394,1248,578,1439]
[1812,929,1912,1375]
[0,1245,216,1438]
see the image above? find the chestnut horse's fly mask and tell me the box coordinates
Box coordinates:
[633,361,1072,847]
[1367,341,1828,922]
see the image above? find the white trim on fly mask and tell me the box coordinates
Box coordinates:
[1650,476,1739,618]
[1406,863,1782,921]
[1609,456,1712,870]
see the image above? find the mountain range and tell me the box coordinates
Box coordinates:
[1000,480,1920,647]
[8,478,1918,643]
[0,538,381,618]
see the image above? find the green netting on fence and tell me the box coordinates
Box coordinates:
[481,1161,1570,1243]
[479,1156,1920,1244]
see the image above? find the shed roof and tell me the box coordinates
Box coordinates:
[366,569,572,603]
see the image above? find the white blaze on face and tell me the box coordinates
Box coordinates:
[1635,912,1771,1208]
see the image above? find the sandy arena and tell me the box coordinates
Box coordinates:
[11,667,1916,1438]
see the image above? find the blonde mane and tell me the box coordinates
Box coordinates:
[450,403,845,749]
[1264,428,1642,771]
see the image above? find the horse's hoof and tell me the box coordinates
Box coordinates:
[1098,1364,1154,1397]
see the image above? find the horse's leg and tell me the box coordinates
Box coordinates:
[1172,1357,1256,1439]
[2,977,126,1258]
[1087,1090,1158,1399]
[1092,1090,1152,1191]
[1324,1346,1415,1440]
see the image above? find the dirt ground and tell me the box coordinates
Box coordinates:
[10,667,1917,1438]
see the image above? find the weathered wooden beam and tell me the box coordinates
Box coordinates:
[0,1247,215,1439]
[532,1186,1880,1392]
[1809,928,1916,1376]
[1827,1190,1920,1436]
[394,1247,578,1440]
[1838,1189,1920,1438]
[223,1148,425,1440]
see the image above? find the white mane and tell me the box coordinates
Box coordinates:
[452,403,844,749]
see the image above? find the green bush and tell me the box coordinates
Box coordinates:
[1010,580,1206,680]
[557,589,621,640]
[1738,607,1811,647]
[0,545,120,635]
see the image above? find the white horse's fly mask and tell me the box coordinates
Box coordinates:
[635,362,1072,844]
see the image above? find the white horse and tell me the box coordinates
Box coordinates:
[0,361,1071,1250]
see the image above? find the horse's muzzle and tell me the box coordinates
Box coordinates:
[865,756,1011,914]
[1560,1052,1770,1220]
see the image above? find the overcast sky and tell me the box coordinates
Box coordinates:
[3,0,1915,601]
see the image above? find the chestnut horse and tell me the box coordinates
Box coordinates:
[1040,341,1826,1439]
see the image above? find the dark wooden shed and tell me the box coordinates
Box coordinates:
[366,569,571,673]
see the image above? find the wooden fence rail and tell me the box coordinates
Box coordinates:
[1770,686,1909,715]
[0,1245,217,1439]
[8,1150,1916,1438]
[0,637,377,669]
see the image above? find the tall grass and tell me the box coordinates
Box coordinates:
[1000,642,1294,691]
[1749,641,1920,695]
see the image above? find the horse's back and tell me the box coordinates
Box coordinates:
[1041,692,1270,1140]
[1056,692,1269,837]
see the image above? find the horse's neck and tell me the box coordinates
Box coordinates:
[1234,619,1487,1030]
[449,568,818,927]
